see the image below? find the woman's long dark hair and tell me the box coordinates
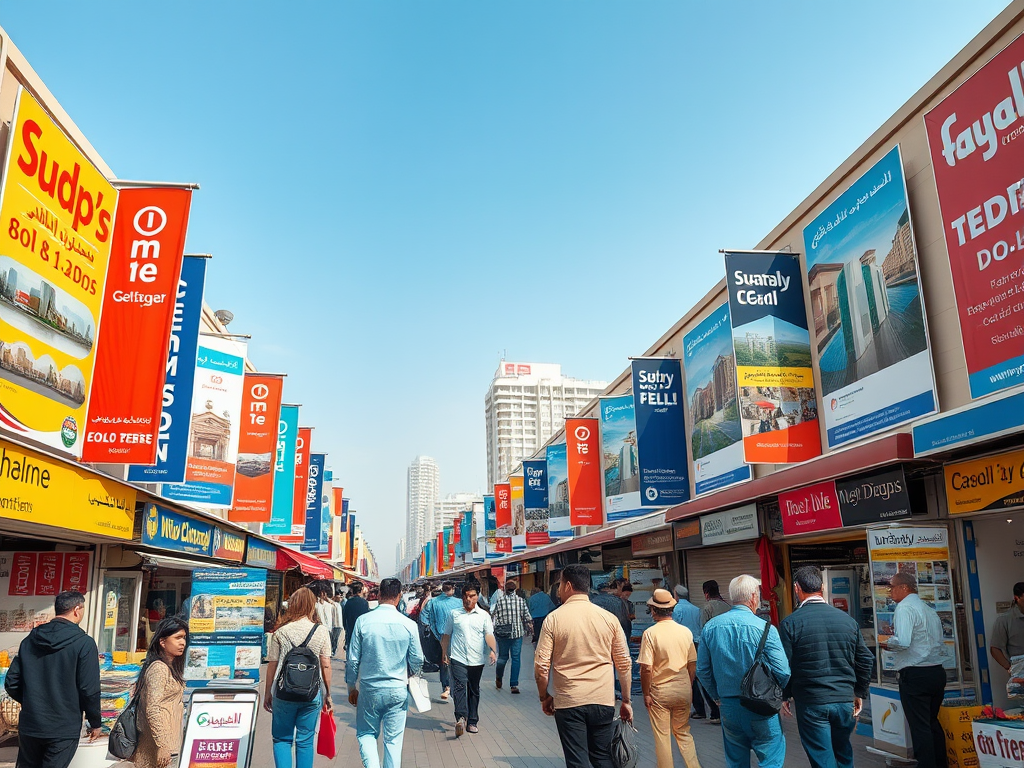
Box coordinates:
[145,617,189,683]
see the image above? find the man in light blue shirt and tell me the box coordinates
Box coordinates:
[697,575,791,768]
[425,582,462,701]
[672,584,711,720]
[442,580,497,737]
[346,578,424,768]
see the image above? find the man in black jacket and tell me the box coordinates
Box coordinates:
[780,566,874,768]
[342,581,371,653]
[5,590,102,768]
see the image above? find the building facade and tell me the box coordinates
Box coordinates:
[406,456,440,558]
[437,492,483,532]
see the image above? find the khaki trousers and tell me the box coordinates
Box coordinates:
[648,685,701,768]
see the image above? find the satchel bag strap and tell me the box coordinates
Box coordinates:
[753,619,771,661]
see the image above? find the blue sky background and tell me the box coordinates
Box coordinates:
[0,1,1009,575]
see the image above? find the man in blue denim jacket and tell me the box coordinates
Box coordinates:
[697,575,791,768]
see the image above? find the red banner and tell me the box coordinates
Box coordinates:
[453,515,461,543]
[229,374,284,522]
[495,483,512,553]
[292,427,312,525]
[61,553,90,592]
[35,553,62,596]
[437,532,445,571]
[83,187,193,463]
[8,553,35,596]
[778,480,843,536]
[566,418,602,526]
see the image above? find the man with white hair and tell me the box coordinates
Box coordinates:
[697,575,791,768]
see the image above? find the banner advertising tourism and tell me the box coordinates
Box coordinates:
[494,482,512,553]
[510,475,526,551]
[484,494,499,558]
[84,186,193,463]
[292,427,312,526]
[0,90,118,457]
[924,33,1024,398]
[229,374,284,523]
[599,394,644,521]
[185,567,266,686]
[546,443,572,538]
[301,453,325,552]
[723,250,822,463]
[566,417,602,526]
[127,255,207,484]
[522,458,549,546]
[630,359,691,506]
[683,303,751,496]
[803,146,936,447]
[262,404,298,536]
[162,336,247,508]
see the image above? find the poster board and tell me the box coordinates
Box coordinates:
[186,568,266,687]
[180,688,259,768]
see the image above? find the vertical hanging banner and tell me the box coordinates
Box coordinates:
[318,467,332,554]
[803,146,936,448]
[262,404,298,536]
[483,494,499,558]
[229,373,284,523]
[162,336,247,507]
[924,33,1024,398]
[494,483,512,553]
[683,303,751,496]
[127,255,207,484]
[599,394,644,520]
[301,453,325,552]
[84,186,193,463]
[0,89,118,456]
[436,531,445,571]
[724,250,822,463]
[630,359,691,506]
[522,459,550,546]
[473,500,486,562]
[510,475,526,551]
[546,443,572,538]
[566,417,602,526]
[332,487,343,516]
[292,427,312,528]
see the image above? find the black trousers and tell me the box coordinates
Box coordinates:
[16,735,80,768]
[554,704,615,768]
[898,665,948,768]
[451,660,484,726]
[692,676,720,719]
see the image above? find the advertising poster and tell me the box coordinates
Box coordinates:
[510,475,526,551]
[0,89,118,457]
[683,303,751,495]
[262,404,298,536]
[318,468,332,554]
[0,551,91,649]
[943,447,1024,515]
[494,483,512,554]
[723,250,822,463]
[301,453,325,552]
[599,395,644,521]
[779,467,912,535]
[803,146,936,447]
[484,494,499,559]
[84,187,192,463]
[546,443,572,538]
[630,359,691,506]
[473,501,486,562]
[292,427,311,527]
[127,255,207,484]
[522,458,549,546]
[186,568,266,686]
[229,374,283,523]
[924,32,1024,398]
[566,417,602,526]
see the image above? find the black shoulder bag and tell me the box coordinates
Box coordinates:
[739,620,784,716]
[108,659,156,759]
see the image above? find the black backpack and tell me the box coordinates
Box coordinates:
[274,626,322,702]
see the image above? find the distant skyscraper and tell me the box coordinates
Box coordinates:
[484,362,608,486]
[406,456,440,559]
[437,492,483,533]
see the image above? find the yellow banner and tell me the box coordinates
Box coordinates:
[736,365,815,388]
[944,448,1024,515]
[0,438,135,538]
[0,89,117,456]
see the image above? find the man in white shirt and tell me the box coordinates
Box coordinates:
[441,580,497,738]
[883,572,948,768]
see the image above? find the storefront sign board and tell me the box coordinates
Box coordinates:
[631,529,673,557]
[213,528,245,562]
[142,503,214,557]
[672,519,702,550]
[944,447,1024,515]
[973,718,1024,768]
[700,504,759,546]
[835,466,912,527]
[244,538,277,569]
[779,481,843,535]
[913,387,1024,456]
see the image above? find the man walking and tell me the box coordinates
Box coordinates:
[315,585,337,654]
[535,564,633,768]
[591,582,631,641]
[331,593,344,657]
[780,566,874,768]
[528,587,556,644]
[441,580,497,737]
[346,578,424,768]
[990,581,1024,678]
[344,581,371,653]
[639,589,702,768]
[884,572,950,768]
[697,579,731,725]
[697,575,791,768]
[491,580,532,694]
[5,591,102,768]
[672,585,711,721]
[425,582,462,701]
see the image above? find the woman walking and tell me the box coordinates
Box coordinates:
[132,617,188,768]
[264,587,333,768]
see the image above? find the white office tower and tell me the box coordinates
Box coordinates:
[484,362,608,487]
[396,537,406,570]
[437,492,484,532]
[406,456,440,556]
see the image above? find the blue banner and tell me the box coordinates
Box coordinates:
[484,494,499,559]
[319,467,332,554]
[142,503,214,557]
[546,443,572,538]
[185,568,266,687]
[631,358,691,507]
[127,256,207,484]
[263,404,298,535]
[245,538,277,569]
[301,453,325,552]
[523,458,549,543]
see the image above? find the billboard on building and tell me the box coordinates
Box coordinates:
[522,458,549,546]
[546,443,572,538]
[803,146,936,448]
[510,475,526,551]
[598,394,644,520]
[229,374,284,523]
[630,359,690,506]
[566,417,602,526]
[262,404,298,536]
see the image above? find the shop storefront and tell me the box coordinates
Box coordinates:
[674,504,761,610]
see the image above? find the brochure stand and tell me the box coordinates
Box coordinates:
[179,685,259,768]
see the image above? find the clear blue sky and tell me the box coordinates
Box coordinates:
[1,1,1009,576]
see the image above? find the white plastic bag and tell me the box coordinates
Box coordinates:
[407,675,431,713]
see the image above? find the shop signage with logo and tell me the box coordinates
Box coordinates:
[213,528,245,562]
[632,529,673,557]
[779,467,912,535]
[245,539,277,569]
[142,503,214,556]
[672,518,702,550]
[700,504,759,546]
[944,447,1024,515]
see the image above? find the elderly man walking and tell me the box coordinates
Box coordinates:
[697,575,791,768]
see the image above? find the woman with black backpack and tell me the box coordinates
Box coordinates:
[263,586,333,768]
[131,617,188,768]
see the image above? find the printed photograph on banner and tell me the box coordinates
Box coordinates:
[229,374,284,523]
[683,303,751,495]
[630,359,690,506]
[803,146,936,448]
[599,395,644,520]
[546,443,571,538]
[510,475,526,551]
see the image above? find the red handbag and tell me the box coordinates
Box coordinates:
[316,709,337,758]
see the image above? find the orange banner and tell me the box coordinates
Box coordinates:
[332,486,343,516]
[292,427,312,525]
[566,417,602,526]
[229,373,284,522]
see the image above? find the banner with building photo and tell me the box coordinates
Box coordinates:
[924,33,1024,399]
[510,475,526,551]
[724,250,822,463]
[494,482,512,553]
[127,255,207,484]
[484,494,500,559]
[84,186,193,463]
[229,373,284,523]
[566,417,602,526]
[301,453,325,552]
[162,336,247,507]
[0,89,118,457]
[683,303,751,496]
[803,146,936,448]
[262,404,298,536]
[630,359,691,506]
[522,458,550,546]
[599,395,645,520]
[292,427,312,527]
[546,443,572,538]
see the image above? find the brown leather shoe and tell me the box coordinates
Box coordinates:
[495,679,502,689]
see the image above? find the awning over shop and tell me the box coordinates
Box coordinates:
[276,547,334,579]
[140,553,232,571]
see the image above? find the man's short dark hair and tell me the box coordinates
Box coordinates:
[505,580,518,590]
[379,578,402,601]
[461,579,481,597]
[55,590,85,616]
[703,580,720,597]
[793,566,824,594]
[442,581,454,593]
[1014,582,1024,598]
[350,581,364,595]
[561,564,592,593]
[652,606,674,618]
[620,582,633,594]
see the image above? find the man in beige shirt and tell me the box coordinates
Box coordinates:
[535,564,632,768]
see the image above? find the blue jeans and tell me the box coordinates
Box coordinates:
[271,693,322,768]
[356,686,409,768]
[794,701,855,768]
[719,698,786,768]
[440,660,451,691]
[495,637,522,686]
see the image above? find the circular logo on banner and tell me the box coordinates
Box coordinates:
[645,487,659,501]
[61,416,78,447]
[133,205,167,236]
[574,425,590,441]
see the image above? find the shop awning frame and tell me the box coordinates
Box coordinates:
[276,547,335,579]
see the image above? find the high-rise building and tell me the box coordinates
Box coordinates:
[484,362,607,486]
[405,456,440,557]
[395,537,406,571]
[436,492,483,533]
